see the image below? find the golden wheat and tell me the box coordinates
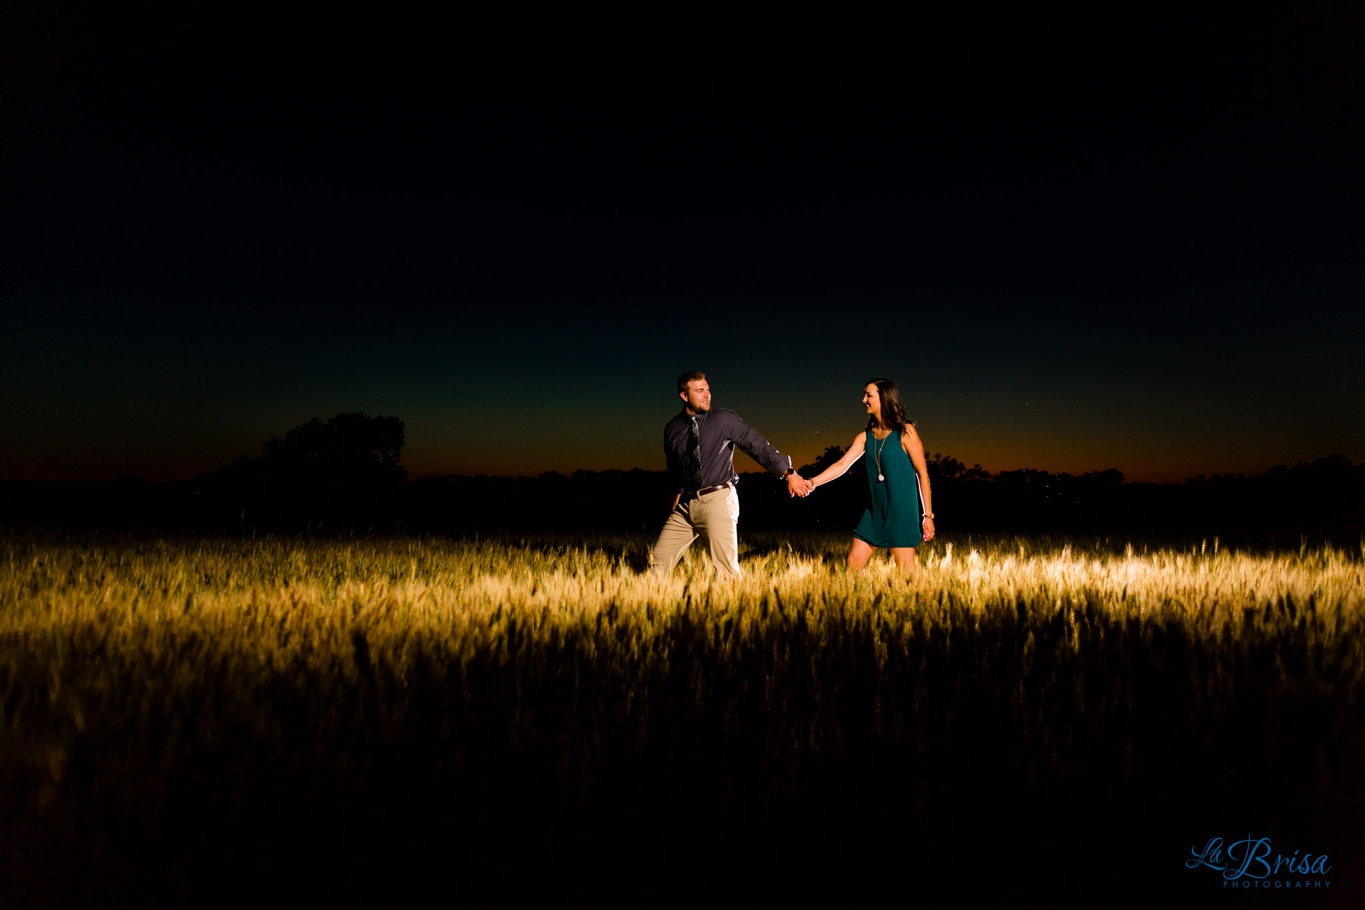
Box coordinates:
[5,533,1360,646]
[2,530,1362,905]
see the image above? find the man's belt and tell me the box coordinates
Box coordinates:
[684,481,734,500]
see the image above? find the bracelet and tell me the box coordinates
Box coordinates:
[923,512,935,520]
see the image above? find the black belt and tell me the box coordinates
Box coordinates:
[683,481,734,500]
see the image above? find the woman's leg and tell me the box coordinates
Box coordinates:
[847,537,875,571]
[890,547,918,573]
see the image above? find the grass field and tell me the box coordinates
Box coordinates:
[2,531,1363,906]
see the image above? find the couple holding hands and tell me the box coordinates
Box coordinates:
[652,371,936,578]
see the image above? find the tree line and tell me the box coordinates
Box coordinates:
[3,413,1363,543]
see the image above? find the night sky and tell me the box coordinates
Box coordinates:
[3,5,1362,483]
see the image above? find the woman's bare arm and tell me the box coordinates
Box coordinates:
[902,425,935,540]
[808,433,867,489]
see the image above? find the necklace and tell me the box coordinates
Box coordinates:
[872,430,888,482]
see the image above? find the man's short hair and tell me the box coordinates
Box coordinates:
[677,371,706,394]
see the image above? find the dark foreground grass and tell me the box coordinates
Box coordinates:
[1,532,1361,907]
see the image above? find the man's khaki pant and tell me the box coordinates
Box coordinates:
[651,486,741,578]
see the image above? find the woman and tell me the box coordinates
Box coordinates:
[807,379,936,572]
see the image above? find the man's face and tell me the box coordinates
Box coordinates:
[680,380,712,414]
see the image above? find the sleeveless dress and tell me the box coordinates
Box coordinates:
[853,430,924,548]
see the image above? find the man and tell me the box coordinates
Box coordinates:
[651,371,812,578]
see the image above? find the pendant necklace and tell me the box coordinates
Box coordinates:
[873,431,887,482]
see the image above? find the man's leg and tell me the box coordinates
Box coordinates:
[693,487,742,579]
[650,501,698,575]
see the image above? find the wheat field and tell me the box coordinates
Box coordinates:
[2,531,1363,906]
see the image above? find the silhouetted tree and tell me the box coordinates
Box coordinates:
[197,412,409,529]
[799,446,850,476]
[262,412,407,484]
[927,453,991,484]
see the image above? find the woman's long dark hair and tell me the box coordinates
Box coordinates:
[865,378,910,434]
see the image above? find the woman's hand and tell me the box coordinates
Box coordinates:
[921,515,936,542]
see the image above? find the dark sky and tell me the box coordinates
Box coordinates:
[3,4,1362,482]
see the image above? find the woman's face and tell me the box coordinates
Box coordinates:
[862,384,881,417]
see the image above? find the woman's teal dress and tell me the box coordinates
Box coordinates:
[853,430,924,548]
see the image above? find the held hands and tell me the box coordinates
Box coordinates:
[786,472,815,498]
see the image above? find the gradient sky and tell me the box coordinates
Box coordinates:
[3,5,1362,483]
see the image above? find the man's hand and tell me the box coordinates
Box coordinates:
[786,473,814,498]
